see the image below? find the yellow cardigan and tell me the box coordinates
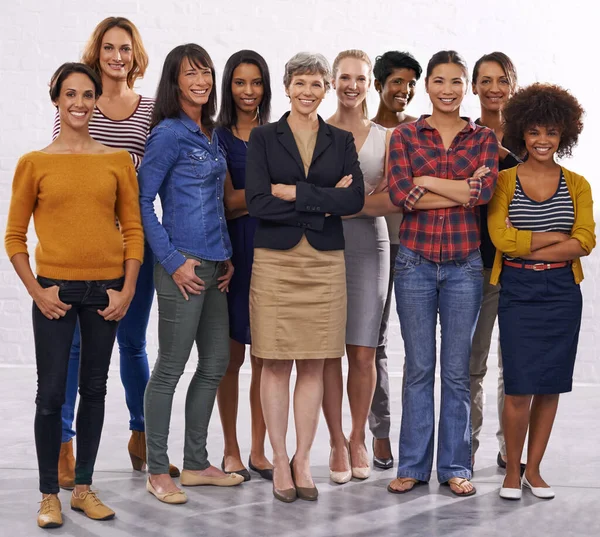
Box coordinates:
[488,165,596,285]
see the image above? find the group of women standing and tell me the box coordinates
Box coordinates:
[4,15,595,530]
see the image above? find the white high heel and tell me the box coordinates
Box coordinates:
[522,475,555,499]
[329,444,352,484]
[350,441,371,480]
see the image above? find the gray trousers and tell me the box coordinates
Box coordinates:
[469,268,506,457]
[145,256,230,474]
[369,243,400,439]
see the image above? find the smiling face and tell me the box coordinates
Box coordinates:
[377,67,417,113]
[473,61,513,113]
[98,26,133,82]
[231,62,264,115]
[53,72,97,131]
[177,57,213,113]
[333,57,370,110]
[426,62,467,114]
[524,125,560,163]
[286,72,326,116]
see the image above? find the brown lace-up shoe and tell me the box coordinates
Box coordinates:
[70,490,115,520]
[38,494,63,528]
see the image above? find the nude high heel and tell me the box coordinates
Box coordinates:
[329,443,352,484]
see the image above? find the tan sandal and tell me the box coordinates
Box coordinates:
[387,477,423,494]
[444,477,476,497]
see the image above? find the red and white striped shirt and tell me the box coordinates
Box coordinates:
[52,96,154,171]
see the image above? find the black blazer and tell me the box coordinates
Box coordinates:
[245,112,364,251]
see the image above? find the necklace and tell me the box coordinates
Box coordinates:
[233,125,250,148]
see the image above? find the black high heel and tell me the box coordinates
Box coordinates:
[290,456,318,501]
[272,465,296,503]
[372,437,394,470]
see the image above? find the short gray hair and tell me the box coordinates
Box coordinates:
[283,52,331,90]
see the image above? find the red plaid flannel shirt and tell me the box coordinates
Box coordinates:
[388,115,498,263]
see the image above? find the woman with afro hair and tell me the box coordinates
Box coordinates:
[488,83,595,500]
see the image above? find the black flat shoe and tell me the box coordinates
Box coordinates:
[497,452,526,475]
[372,438,394,470]
[248,457,273,481]
[221,457,251,482]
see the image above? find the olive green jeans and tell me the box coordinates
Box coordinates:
[145,255,230,474]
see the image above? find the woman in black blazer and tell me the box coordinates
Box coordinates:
[245,52,364,503]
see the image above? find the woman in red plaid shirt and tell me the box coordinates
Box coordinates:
[386,51,498,497]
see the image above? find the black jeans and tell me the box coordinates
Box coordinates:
[33,276,123,494]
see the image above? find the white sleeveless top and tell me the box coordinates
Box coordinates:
[359,122,388,194]
[358,123,403,243]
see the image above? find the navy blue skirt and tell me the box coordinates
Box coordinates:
[498,264,582,395]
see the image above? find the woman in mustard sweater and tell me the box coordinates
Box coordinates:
[488,83,595,501]
[4,63,144,528]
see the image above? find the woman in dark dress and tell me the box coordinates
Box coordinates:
[469,52,520,469]
[215,50,274,481]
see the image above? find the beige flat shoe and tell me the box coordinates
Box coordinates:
[146,479,187,504]
[180,469,244,487]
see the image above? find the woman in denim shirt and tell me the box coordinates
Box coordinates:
[138,44,241,505]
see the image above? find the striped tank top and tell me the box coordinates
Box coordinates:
[505,171,574,260]
[52,96,154,171]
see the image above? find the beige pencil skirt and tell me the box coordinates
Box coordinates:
[250,236,347,360]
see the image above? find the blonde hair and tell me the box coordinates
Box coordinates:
[332,49,372,117]
[81,17,148,89]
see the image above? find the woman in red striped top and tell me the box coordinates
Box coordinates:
[387,51,498,497]
[51,17,180,487]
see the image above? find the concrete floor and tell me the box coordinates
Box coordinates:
[1,365,599,537]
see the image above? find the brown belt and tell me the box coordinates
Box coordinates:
[503,260,572,272]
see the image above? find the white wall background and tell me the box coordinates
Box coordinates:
[1,0,598,382]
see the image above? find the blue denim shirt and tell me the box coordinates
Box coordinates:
[139,112,232,274]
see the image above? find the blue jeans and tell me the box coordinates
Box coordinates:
[394,245,483,483]
[61,245,154,442]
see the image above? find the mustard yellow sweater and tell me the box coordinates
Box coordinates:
[5,150,144,280]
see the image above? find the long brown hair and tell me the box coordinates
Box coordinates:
[152,44,217,130]
[81,17,149,89]
[332,49,372,117]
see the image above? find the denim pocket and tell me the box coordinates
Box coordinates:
[460,253,484,280]
[189,150,211,177]
[99,277,125,293]
[394,246,420,275]
[37,276,67,290]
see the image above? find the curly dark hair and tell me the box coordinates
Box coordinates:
[503,83,584,159]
